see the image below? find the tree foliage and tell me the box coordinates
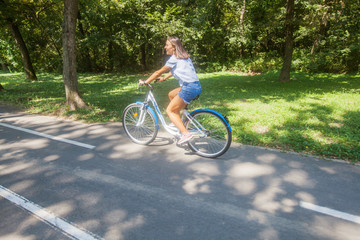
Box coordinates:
[0,0,359,74]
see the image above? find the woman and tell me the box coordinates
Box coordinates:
[139,36,201,144]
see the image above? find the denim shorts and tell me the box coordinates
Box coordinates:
[178,81,201,104]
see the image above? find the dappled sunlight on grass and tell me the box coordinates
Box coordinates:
[1,70,359,161]
[209,73,360,161]
[0,72,25,77]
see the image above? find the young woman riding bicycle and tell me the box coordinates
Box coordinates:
[139,36,201,145]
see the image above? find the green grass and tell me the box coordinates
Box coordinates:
[1,70,359,162]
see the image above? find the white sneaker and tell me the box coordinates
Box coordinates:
[178,133,193,145]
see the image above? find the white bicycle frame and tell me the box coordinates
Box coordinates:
[138,86,206,138]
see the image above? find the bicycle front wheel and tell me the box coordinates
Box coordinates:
[184,110,232,158]
[122,103,158,145]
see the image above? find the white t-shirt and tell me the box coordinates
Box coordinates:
[165,55,199,86]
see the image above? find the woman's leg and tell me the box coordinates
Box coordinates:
[166,94,188,134]
[168,87,181,101]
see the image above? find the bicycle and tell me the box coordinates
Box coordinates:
[122,80,232,158]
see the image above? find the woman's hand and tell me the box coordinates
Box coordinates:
[138,79,146,86]
[158,77,166,82]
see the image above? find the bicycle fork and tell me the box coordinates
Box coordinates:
[136,105,148,127]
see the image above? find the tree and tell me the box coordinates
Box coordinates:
[311,0,332,54]
[77,8,93,72]
[0,0,38,81]
[0,55,6,90]
[62,0,88,110]
[7,18,38,81]
[1,0,358,74]
[279,0,295,82]
[1,61,9,71]
[238,0,247,34]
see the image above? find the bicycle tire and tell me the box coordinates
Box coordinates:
[184,110,232,158]
[122,103,158,145]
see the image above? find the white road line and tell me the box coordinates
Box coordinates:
[0,122,95,149]
[0,185,102,240]
[300,201,360,224]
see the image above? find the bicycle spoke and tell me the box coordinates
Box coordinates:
[185,110,231,158]
[122,104,158,145]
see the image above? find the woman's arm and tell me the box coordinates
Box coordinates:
[159,72,172,82]
[142,65,171,85]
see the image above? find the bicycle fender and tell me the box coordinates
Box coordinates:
[190,108,232,131]
[136,101,159,129]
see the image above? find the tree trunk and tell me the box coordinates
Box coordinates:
[108,40,114,71]
[1,61,9,71]
[239,0,246,33]
[311,0,331,54]
[140,43,147,71]
[77,10,93,72]
[62,0,88,110]
[7,19,38,81]
[311,0,345,54]
[279,0,295,82]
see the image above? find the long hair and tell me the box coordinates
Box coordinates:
[167,36,190,59]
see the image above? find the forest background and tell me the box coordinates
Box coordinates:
[0,0,359,162]
[1,0,359,75]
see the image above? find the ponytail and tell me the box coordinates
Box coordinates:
[167,36,190,59]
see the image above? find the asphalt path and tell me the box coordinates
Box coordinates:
[1,102,359,240]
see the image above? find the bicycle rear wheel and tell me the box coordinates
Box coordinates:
[122,103,158,145]
[184,110,232,158]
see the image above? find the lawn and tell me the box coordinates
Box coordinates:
[1,71,359,162]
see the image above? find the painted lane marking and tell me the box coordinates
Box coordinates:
[0,122,95,149]
[300,201,360,224]
[0,185,102,240]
